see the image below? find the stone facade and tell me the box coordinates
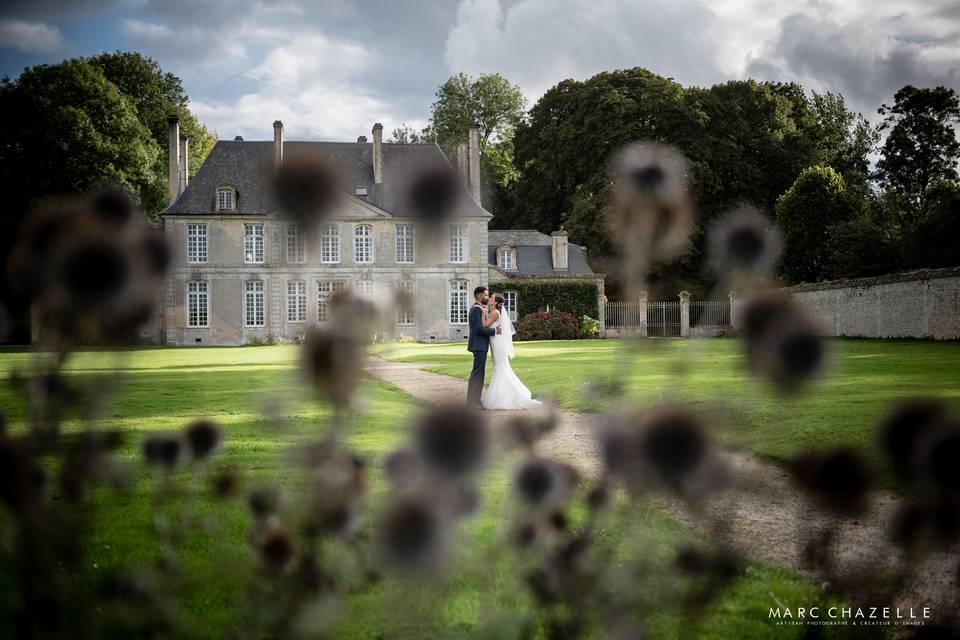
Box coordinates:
[159,119,601,345]
[730,268,960,340]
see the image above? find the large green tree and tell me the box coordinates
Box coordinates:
[876,85,960,221]
[776,166,857,283]
[88,51,216,215]
[428,73,526,189]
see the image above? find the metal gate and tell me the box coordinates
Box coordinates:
[647,301,680,337]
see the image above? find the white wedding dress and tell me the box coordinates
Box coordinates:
[482,310,542,410]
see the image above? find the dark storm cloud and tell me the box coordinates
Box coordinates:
[746,11,960,117]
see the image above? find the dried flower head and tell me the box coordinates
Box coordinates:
[608,143,695,289]
[406,166,462,228]
[514,458,577,508]
[708,207,782,279]
[503,404,559,450]
[257,526,297,572]
[271,153,340,229]
[414,404,489,477]
[877,398,953,481]
[183,419,222,460]
[790,448,872,516]
[301,326,363,409]
[0,436,46,513]
[379,497,443,572]
[142,434,182,470]
[248,485,283,520]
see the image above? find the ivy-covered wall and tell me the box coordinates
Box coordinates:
[491,280,600,319]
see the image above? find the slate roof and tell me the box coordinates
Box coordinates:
[162,139,491,218]
[488,230,598,277]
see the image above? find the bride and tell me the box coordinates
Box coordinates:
[482,294,542,410]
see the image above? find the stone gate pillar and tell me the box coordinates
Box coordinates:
[679,290,690,337]
[638,290,648,338]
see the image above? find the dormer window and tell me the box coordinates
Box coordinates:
[216,186,235,211]
[498,246,516,270]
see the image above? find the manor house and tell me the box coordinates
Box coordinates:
[160,118,603,344]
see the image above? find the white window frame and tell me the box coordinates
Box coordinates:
[449,224,467,264]
[244,223,264,264]
[499,247,515,271]
[187,223,207,264]
[244,280,265,327]
[317,281,345,323]
[186,281,209,328]
[355,280,375,298]
[320,224,340,264]
[396,223,415,264]
[449,280,468,325]
[397,280,415,326]
[287,280,306,323]
[354,224,374,264]
[504,291,518,322]
[287,225,305,264]
[216,187,235,211]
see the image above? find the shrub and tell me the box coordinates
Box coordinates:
[396,334,417,344]
[516,310,580,341]
[579,315,601,338]
[497,280,600,319]
[516,311,552,341]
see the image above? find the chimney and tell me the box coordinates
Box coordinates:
[467,123,481,204]
[357,135,367,143]
[178,134,189,195]
[551,228,569,270]
[234,135,244,141]
[273,120,284,165]
[372,123,383,184]
[457,142,468,182]
[167,115,180,205]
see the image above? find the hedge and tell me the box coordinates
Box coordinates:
[490,280,600,319]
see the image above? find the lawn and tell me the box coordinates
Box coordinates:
[0,345,866,639]
[373,338,960,471]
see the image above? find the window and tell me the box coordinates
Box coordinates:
[355,280,375,298]
[244,224,264,264]
[287,280,306,323]
[449,224,467,263]
[396,224,415,264]
[499,247,515,270]
[449,280,468,324]
[354,224,374,263]
[287,225,305,264]
[320,224,340,264]
[244,281,264,327]
[397,280,415,325]
[187,223,207,264]
[504,291,517,322]
[217,187,234,211]
[317,281,345,323]
[187,281,208,327]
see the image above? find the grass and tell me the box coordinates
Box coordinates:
[0,345,873,639]
[372,338,960,473]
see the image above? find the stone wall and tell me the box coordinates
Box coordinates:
[731,268,960,340]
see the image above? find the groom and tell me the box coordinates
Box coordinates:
[467,286,501,407]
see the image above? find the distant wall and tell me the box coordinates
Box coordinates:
[731,268,960,340]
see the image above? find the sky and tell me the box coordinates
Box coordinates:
[0,0,957,143]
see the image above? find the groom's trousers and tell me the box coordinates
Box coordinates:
[467,349,487,407]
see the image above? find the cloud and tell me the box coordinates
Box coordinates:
[444,0,725,99]
[746,9,960,118]
[0,18,64,53]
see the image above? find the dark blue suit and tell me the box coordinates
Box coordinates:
[467,302,496,406]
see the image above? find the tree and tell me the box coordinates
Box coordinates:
[428,73,526,188]
[388,123,433,144]
[776,166,857,283]
[88,51,216,215]
[877,85,960,221]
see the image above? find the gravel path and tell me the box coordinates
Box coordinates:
[367,356,959,625]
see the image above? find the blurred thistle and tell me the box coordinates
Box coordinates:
[183,419,222,461]
[300,325,363,410]
[789,448,872,516]
[405,165,463,232]
[707,207,782,285]
[248,485,283,521]
[503,403,559,451]
[514,457,577,509]
[271,153,341,230]
[378,496,444,573]
[608,143,695,296]
[877,398,955,483]
[413,403,489,477]
[142,433,183,470]
[741,292,827,393]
